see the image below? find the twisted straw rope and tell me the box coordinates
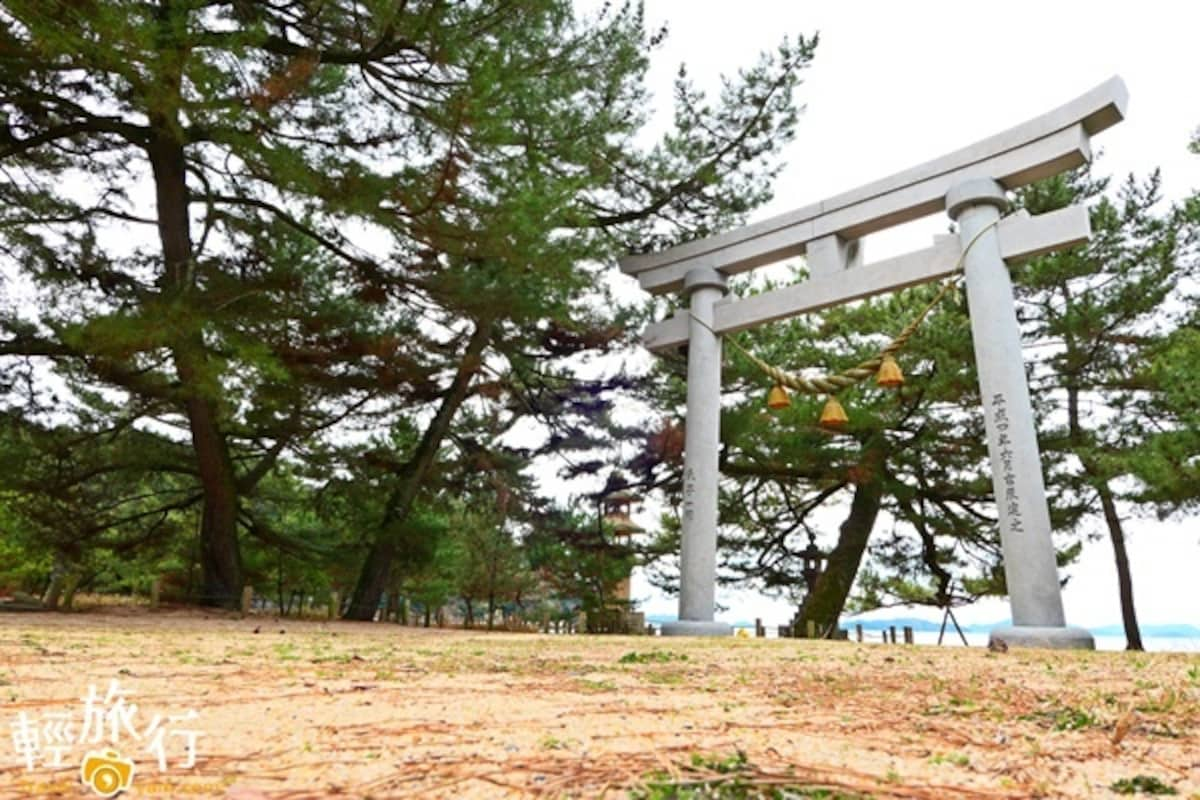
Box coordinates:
[692,216,1004,396]
[730,279,957,394]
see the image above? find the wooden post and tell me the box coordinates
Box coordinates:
[805,619,817,639]
[855,623,863,642]
[328,590,339,620]
[949,607,969,646]
[755,618,765,638]
[241,585,253,615]
[903,626,914,645]
[150,577,162,610]
[889,626,897,644]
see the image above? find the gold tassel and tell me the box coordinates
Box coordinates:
[819,396,848,430]
[876,354,904,388]
[766,384,791,410]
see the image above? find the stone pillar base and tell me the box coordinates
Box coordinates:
[661,620,732,637]
[989,625,1095,650]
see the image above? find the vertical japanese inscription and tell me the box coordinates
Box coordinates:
[990,393,1023,533]
[682,466,697,522]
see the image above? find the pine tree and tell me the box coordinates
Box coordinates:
[0,410,196,607]
[0,2,816,609]
[1015,166,1197,650]
[717,275,1005,633]
[1120,133,1200,516]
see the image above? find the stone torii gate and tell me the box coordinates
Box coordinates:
[620,77,1129,649]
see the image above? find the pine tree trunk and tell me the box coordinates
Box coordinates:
[41,569,65,611]
[189,402,243,608]
[345,539,394,621]
[60,573,82,611]
[343,317,492,620]
[797,474,883,635]
[1066,375,1144,652]
[1097,482,1144,651]
[147,84,244,608]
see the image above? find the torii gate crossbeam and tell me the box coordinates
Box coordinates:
[621,77,1128,648]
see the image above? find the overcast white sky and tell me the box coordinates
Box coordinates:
[610,1,1200,633]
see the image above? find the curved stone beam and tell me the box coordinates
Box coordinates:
[620,76,1126,295]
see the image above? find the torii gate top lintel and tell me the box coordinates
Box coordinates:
[619,76,1127,302]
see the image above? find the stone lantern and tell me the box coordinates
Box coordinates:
[789,534,828,637]
[602,490,644,603]
[799,537,826,594]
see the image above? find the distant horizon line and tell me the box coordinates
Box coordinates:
[643,614,1200,637]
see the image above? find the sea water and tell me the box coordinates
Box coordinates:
[729,627,1200,652]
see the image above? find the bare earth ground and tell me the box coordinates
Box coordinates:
[0,607,1197,799]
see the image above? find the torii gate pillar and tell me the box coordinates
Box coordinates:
[950,179,1093,649]
[662,267,732,637]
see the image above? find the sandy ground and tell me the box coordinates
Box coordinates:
[0,607,1197,799]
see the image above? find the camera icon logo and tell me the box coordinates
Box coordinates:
[80,749,136,797]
